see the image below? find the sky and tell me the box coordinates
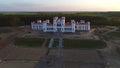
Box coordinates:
[0,0,120,12]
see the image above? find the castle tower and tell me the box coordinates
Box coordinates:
[61,17,65,32]
[53,17,58,25]
[71,20,75,32]
[87,21,90,30]
[53,17,58,32]
[61,17,65,25]
[43,21,47,32]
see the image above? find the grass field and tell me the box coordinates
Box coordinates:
[116,47,120,55]
[15,37,106,49]
[52,39,106,49]
[107,31,120,38]
[14,38,44,47]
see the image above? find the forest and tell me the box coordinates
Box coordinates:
[0,12,120,26]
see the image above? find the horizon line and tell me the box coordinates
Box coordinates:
[0,10,120,13]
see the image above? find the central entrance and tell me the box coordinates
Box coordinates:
[57,28,61,32]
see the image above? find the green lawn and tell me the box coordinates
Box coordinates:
[52,39,106,49]
[107,31,120,38]
[116,47,120,55]
[15,38,106,48]
[14,38,44,47]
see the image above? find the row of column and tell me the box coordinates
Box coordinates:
[77,25,90,30]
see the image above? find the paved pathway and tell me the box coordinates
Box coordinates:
[103,26,118,35]
[41,38,48,48]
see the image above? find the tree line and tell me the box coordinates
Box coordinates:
[0,12,120,27]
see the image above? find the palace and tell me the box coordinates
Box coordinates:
[31,17,90,32]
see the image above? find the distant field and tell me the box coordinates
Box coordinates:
[0,12,109,17]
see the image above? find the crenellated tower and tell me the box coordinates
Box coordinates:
[53,17,58,32]
[71,20,76,32]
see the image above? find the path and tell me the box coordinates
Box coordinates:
[103,26,118,35]
[98,26,120,68]
[0,32,18,50]
[41,38,48,48]
[99,40,120,68]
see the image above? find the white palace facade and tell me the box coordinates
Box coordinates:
[31,17,90,32]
